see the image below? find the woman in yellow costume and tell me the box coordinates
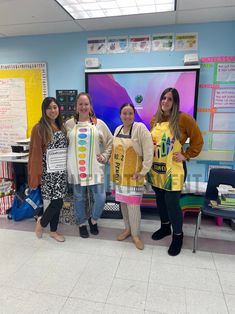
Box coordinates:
[110,103,153,250]
[148,87,203,256]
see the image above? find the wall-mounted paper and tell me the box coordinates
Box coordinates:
[211,113,235,132]
[211,133,235,151]
[0,78,26,153]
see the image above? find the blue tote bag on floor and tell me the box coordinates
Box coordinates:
[8,186,43,221]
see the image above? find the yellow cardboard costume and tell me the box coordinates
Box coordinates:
[110,127,144,204]
[148,122,184,191]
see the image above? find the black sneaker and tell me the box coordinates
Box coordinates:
[79,225,89,238]
[88,217,99,235]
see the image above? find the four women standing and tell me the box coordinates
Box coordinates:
[29,89,203,256]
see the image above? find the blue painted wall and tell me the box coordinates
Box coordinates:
[1,20,235,182]
[0,21,234,94]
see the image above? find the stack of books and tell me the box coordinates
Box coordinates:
[220,190,235,206]
[209,185,235,211]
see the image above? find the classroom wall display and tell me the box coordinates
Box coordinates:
[0,63,48,152]
[152,33,174,51]
[56,89,77,121]
[198,56,235,159]
[85,66,200,133]
[129,35,151,53]
[175,33,198,51]
[87,32,197,54]
[0,77,27,152]
[107,36,128,54]
[87,37,107,54]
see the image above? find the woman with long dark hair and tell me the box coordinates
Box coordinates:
[28,97,68,242]
[148,88,203,256]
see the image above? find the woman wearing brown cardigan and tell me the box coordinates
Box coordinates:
[28,97,68,242]
[148,87,203,256]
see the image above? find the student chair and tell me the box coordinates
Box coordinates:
[193,168,235,253]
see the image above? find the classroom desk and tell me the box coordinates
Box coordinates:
[0,153,29,163]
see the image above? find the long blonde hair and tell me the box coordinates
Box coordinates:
[38,97,65,146]
[153,87,181,140]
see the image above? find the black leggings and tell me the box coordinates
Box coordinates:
[152,161,187,234]
[152,186,182,234]
[40,198,63,232]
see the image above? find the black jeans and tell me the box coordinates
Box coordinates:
[40,198,63,232]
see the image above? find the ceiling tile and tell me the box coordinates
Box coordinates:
[75,11,176,31]
[0,21,83,37]
[177,6,235,24]
[0,0,72,25]
[0,0,234,37]
[177,0,235,10]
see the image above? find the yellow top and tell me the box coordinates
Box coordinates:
[150,112,203,160]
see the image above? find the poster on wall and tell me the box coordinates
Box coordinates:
[107,36,128,53]
[216,62,235,83]
[152,33,174,51]
[199,56,235,155]
[213,87,235,108]
[87,37,107,54]
[0,78,27,153]
[129,35,151,53]
[0,62,48,153]
[175,32,198,51]
[210,133,235,151]
[56,89,77,121]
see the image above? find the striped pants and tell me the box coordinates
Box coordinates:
[120,203,141,236]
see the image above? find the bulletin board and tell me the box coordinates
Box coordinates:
[196,56,235,161]
[0,63,48,138]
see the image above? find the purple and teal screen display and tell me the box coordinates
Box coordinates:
[85,69,199,133]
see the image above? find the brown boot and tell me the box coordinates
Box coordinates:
[132,236,144,250]
[117,229,131,241]
[35,217,43,239]
[50,232,65,242]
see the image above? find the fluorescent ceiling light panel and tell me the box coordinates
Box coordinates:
[156,3,175,12]
[136,0,155,5]
[116,0,136,7]
[55,0,176,19]
[80,2,100,10]
[106,8,122,16]
[139,5,156,13]
[98,1,118,9]
[121,7,139,15]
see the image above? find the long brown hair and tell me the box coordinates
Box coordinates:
[38,97,65,146]
[153,87,181,140]
[74,92,96,123]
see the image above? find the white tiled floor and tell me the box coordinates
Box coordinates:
[0,218,234,314]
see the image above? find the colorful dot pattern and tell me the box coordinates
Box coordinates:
[77,128,88,179]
